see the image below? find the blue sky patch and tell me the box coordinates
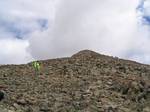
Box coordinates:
[0,20,31,39]
[137,0,145,12]
[37,19,49,31]
[137,0,150,26]
[0,18,49,39]
[142,16,150,25]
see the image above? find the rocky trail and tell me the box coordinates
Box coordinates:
[0,50,149,112]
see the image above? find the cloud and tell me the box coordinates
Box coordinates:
[0,0,54,39]
[1,0,150,64]
[28,0,141,59]
[0,0,55,64]
[0,38,32,64]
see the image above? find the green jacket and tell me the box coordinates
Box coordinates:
[33,61,40,71]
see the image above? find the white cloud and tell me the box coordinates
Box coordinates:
[1,0,150,64]
[144,0,150,15]
[0,0,55,64]
[0,0,54,19]
[28,0,141,59]
[0,38,32,64]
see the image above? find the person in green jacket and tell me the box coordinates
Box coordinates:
[32,61,40,75]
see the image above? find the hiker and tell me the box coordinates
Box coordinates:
[32,61,40,75]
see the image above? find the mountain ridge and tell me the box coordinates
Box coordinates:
[0,50,149,112]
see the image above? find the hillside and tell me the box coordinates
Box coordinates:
[0,50,149,112]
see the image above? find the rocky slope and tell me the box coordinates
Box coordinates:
[0,50,149,112]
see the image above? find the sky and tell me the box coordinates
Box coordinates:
[0,0,150,64]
